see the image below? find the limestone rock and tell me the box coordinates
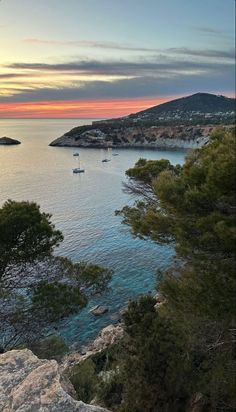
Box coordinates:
[89,324,124,352]
[61,325,124,372]
[0,349,111,412]
[49,125,216,149]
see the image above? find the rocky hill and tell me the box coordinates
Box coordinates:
[50,93,235,149]
[98,92,235,125]
[135,92,235,117]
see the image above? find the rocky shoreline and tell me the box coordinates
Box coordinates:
[0,294,164,411]
[49,124,222,150]
[61,324,124,372]
[0,325,123,412]
[61,292,165,372]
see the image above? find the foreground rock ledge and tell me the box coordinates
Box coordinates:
[0,136,21,145]
[0,349,110,412]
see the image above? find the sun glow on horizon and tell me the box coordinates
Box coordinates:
[0,97,172,119]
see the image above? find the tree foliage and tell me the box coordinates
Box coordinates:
[117,129,236,411]
[29,335,69,361]
[0,200,112,351]
[121,297,189,412]
[0,200,63,282]
[119,129,236,262]
[70,358,99,403]
[32,282,88,321]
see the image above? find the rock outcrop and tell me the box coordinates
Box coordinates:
[89,305,109,316]
[61,324,124,372]
[0,137,21,145]
[0,349,111,412]
[88,324,124,352]
[49,125,218,149]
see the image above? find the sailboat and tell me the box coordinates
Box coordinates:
[72,154,85,173]
[73,167,85,173]
[102,147,111,162]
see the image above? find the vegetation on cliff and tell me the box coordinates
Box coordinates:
[71,128,235,411]
[135,92,235,118]
[116,128,236,411]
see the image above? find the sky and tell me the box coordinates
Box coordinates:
[0,0,235,118]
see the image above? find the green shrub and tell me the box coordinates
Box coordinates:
[29,335,69,361]
[70,358,99,403]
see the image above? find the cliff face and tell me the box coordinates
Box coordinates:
[0,349,110,412]
[50,125,217,149]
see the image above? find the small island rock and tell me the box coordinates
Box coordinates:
[89,305,108,316]
[0,136,21,145]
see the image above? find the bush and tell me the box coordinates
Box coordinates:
[70,358,99,403]
[29,335,69,361]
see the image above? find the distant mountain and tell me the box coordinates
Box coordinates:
[100,92,235,126]
[135,93,235,117]
[50,92,235,149]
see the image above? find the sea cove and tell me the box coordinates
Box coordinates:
[0,118,186,345]
[0,0,235,409]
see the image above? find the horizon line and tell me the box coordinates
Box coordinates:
[0,117,105,120]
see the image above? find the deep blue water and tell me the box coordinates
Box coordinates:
[0,119,187,346]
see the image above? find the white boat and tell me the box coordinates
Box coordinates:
[73,167,85,173]
[102,147,112,162]
[73,155,85,173]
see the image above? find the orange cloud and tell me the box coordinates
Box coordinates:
[0,97,172,118]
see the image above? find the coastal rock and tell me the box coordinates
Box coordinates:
[0,136,21,145]
[89,305,108,316]
[0,349,111,412]
[49,125,218,149]
[154,292,166,309]
[89,324,124,352]
[61,325,124,372]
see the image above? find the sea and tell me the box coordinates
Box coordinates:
[0,119,187,347]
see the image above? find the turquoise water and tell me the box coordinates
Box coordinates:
[0,119,187,346]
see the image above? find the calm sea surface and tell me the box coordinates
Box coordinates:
[0,119,187,346]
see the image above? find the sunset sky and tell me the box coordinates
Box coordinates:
[0,0,235,118]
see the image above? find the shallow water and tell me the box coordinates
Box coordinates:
[0,119,187,345]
